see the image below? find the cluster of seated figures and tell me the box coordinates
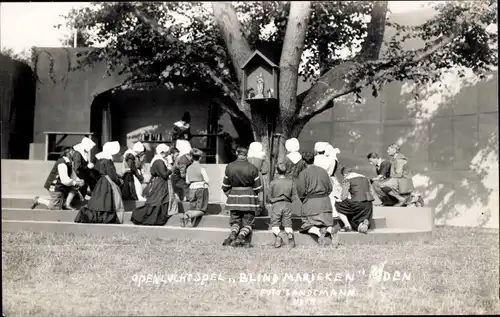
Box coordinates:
[366,145,424,208]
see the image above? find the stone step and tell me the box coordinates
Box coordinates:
[2,198,435,231]
[1,220,433,246]
[0,208,389,230]
[2,198,228,215]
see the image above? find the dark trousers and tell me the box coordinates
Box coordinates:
[270,201,292,228]
[78,169,99,197]
[172,174,189,201]
[229,210,256,238]
[372,181,398,206]
[188,188,209,212]
[335,200,373,230]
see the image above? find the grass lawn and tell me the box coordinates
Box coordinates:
[2,226,499,316]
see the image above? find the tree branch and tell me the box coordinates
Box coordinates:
[123,2,248,119]
[356,1,389,61]
[211,2,253,83]
[123,3,178,44]
[204,66,243,109]
[298,3,489,121]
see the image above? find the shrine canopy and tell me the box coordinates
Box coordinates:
[241,50,279,102]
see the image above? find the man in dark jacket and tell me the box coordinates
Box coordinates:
[367,152,393,206]
[221,146,263,247]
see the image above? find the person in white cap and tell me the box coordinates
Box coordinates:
[181,148,210,227]
[296,151,336,246]
[121,141,147,201]
[31,147,84,211]
[313,141,329,168]
[283,138,307,219]
[283,138,307,180]
[75,141,125,223]
[73,136,97,197]
[335,166,374,234]
[247,141,270,216]
[324,144,351,232]
[131,143,174,226]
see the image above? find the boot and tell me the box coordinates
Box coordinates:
[273,236,283,248]
[31,196,39,210]
[318,228,331,246]
[180,215,186,227]
[185,216,193,228]
[287,233,296,248]
[222,232,237,246]
[357,219,369,234]
[231,234,247,247]
[388,191,406,206]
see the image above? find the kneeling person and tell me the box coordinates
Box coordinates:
[32,147,84,210]
[222,146,263,247]
[269,163,297,248]
[335,167,374,234]
[182,148,210,227]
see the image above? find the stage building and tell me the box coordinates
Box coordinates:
[1,8,498,228]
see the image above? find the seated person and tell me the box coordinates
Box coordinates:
[367,152,395,206]
[335,167,374,234]
[378,144,415,207]
[31,147,84,210]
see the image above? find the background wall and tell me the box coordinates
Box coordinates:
[0,54,36,159]
[32,47,127,147]
[26,8,498,228]
[298,8,499,228]
[110,87,213,162]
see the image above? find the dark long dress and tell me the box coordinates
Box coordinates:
[74,159,122,224]
[73,150,99,196]
[121,151,144,201]
[131,159,172,225]
[335,173,374,230]
[296,165,334,232]
[284,156,307,217]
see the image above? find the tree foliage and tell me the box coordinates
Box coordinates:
[62,1,498,149]
[59,29,94,47]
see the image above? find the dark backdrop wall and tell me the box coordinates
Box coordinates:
[0,54,36,159]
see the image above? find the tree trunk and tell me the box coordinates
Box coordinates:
[278,1,312,129]
[229,115,254,146]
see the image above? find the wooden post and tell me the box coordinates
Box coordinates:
[44,134,49,161]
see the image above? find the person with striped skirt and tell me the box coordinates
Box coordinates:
[221,146,263,248]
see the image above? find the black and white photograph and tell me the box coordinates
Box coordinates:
[1,1,498,315]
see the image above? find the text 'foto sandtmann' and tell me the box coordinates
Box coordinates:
[131,270,411,287]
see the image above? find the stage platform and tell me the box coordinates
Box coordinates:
[2,159,434,246]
